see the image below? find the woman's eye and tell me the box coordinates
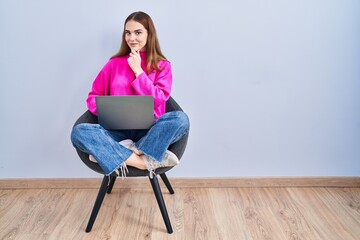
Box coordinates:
[135,32,142,35]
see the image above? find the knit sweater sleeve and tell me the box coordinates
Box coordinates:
[131,61,172,111]
[86,64,111,116]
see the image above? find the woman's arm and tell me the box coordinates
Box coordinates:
[131,61,172,108]
[86,67,110,116]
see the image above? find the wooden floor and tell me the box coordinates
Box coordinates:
[1,181,360,240]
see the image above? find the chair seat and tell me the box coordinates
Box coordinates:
[73,96,188,177]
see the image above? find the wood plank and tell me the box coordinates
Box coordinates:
[286,188,358,240]
[1,187,360,239]
[182,188,222,239]
[1,177,359,189]
[207,188,252,239]
[261,188,322,239]
[313,188,360,237]
[236,188,287,239]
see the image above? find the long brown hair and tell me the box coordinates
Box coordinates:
[111,11,167,73]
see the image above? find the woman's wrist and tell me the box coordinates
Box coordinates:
[134,69,143,77]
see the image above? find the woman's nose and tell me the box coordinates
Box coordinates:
[129,34,136,41]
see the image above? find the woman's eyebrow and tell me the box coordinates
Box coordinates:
[125,29,143,32]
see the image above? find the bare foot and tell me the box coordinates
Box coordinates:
[125,153,147,170]
[129,146,143,155]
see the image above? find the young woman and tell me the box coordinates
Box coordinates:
[71,11,189,178]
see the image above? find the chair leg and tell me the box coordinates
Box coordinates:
[160,173,174,194]
[149,176,173,234]
[107,175,117,194]
[85,175,109,232]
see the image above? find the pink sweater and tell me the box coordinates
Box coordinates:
[86,51,172,119]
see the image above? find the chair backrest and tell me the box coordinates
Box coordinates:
[73,96,189,174]
[166,96,183,112]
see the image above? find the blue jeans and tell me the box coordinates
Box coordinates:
[71,111,190,176]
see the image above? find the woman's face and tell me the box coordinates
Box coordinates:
[125,20,148,52]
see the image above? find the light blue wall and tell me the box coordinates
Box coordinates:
[1,0,359,178]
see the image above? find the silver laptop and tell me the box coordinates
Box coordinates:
[95,96,154,130]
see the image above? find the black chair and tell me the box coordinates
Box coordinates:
[72,97,189,234]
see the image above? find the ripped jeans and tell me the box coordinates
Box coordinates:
[71,111,190,176]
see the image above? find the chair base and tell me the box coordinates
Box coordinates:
[86,176,109,232]
[149,175,173,233]
[85,173,174,234]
